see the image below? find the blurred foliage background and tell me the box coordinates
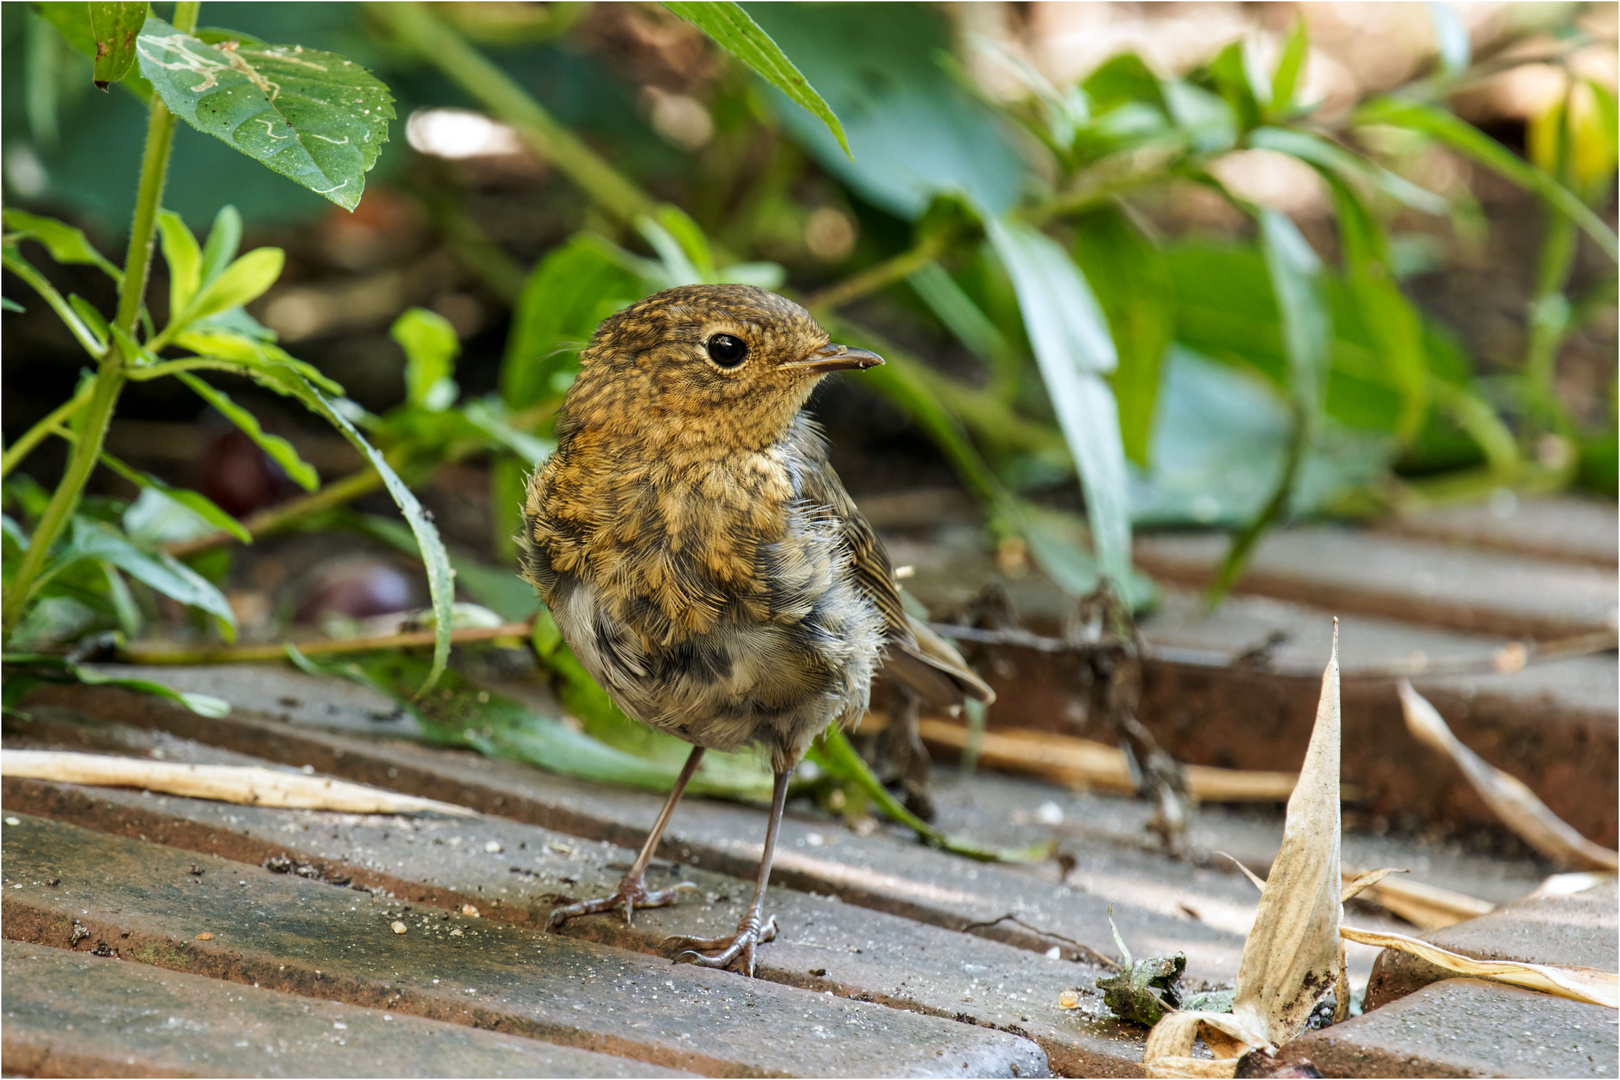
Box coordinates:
[2,1,1615,817]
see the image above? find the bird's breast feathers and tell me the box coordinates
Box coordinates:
[521,426,884,763]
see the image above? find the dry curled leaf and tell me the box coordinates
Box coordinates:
[1,750,475,816]
[1346,872,1495,931]
[1230,622,1344,1046]
[1339,924,1618,1008]
[1398,682,1618,872]
[1145,622,1346,1077]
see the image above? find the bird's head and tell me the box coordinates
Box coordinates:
[561,284,882,452]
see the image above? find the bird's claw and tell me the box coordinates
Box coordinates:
[546,879,699,931]
[665,913,778,977]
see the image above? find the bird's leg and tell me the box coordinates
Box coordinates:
[546,746,705,931]
[666,767,790,977]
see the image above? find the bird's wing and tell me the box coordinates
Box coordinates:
[794,427,994,707]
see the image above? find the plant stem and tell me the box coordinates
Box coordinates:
[1,1,194,640]
[369,2,656,227]
[802,233,950,314]
[122,619,535,665]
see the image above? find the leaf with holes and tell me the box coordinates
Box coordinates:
[135,17,393,210]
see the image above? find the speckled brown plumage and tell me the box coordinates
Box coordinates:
[520,283,991,975]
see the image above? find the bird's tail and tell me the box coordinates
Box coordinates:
[884,615,996,707]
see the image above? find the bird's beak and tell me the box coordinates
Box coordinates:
[781,342,885,375]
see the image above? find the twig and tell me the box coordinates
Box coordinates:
[120,620,535,666]
[801,233,950,314]
[959,913,1121,969]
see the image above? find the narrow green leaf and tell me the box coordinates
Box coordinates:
[53,517,237,638]
[68,295,110,352]
[1073,206,1173,466]
[460,399,554,464]
[985,217,1132,593]
[1270,16,1309,114]
[652,205,717,283]
[102,563,143,638]
[157,209,202,320]
[807,726,1050,862]
[174,326,345,395]
[182,247,285,325]
[665,1,850,157]
[176,373,319,491]
[135,17,394,210]
[1,298,24,313]
[4,652,231,717]
[0,248,105,357]
[1249,126,1447,214]
[1208,210,1329,603]
[98,455,251,543]
[198,205,242,290]
[89,2,146,87]
[292,379,456,694]
[1356,97,1617,261]
[634,215,703,289]
[391,307,461,412]
[1208,40,1262,129]
[2,208,123,282]
[1325,176,1428,443]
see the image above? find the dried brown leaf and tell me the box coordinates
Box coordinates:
[1340,867,1403,902]
[1,750,475,816]
[1339,924,1618,1008]
[1398,682,1618,872]
[1143,1009,1272,1079]
[1230,622,1344,1046]
[1348,873,1495,931]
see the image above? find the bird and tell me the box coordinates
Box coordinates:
[520,283,993,976]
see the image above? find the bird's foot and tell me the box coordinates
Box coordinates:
[546,874,699,931]
[665,912,778,977]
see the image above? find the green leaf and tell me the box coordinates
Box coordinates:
[1208,41,1262,130]
[173,326,344,395]
[665,1,849,157]
[0,248,105,357]
[198,205,243,289]
[460,398,554,464]
[1,298,23,314]
[176,373,319,491]
[807,726,1050,863]
[742,3,1025,220]
[100,459,250,544]
[2,208,123,282]
[2,652,230,717]
[68,295,110,352]
[650,204,717,283]
[89,2,146,87]
[1207,210,1329,603]
[157,209,202,320]
[1356,97,1617,261]
[1248,126,1446,214]
[182,247,284,325]
[53,517,236,638]
[502,236,640,409]
[135,17,394,210]
[985,217,1132,593]
[1325,175,1428,443]
[391,307,461,412]
[1073,207,1173,467]
[1270,16,1309,114]
[290,379,456,694]
[636,214,705,288]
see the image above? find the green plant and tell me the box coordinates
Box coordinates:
[1,4,458,692]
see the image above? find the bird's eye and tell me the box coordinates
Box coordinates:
[706,333,748,368]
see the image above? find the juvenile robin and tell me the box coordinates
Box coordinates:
[521,283,992,975]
